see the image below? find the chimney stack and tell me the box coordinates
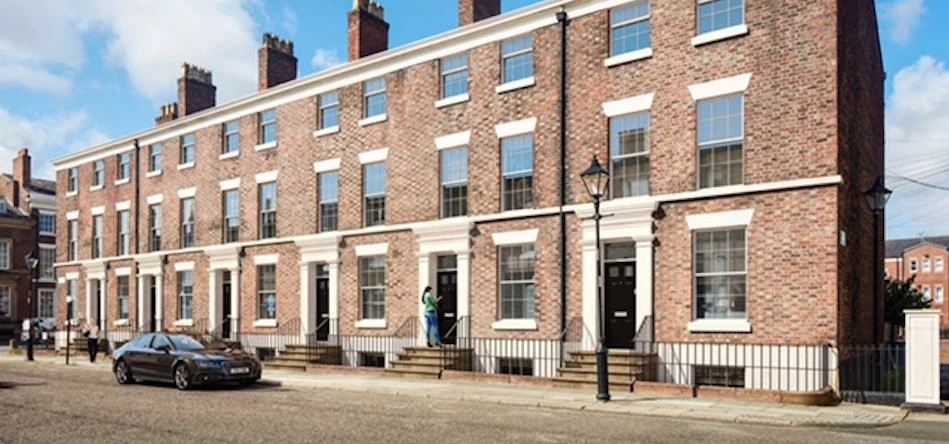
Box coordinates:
[459,0,501,26]
[348,0,390,61]
[259,33,298,91]
[155,103,179,126]
[178,63,216,116]
[12,148,30,209]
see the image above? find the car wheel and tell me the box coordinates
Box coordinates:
[114,360,134,385]
[174,364,192,390]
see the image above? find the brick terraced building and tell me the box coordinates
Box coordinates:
[885,237,949,329]
[52,0,884,389]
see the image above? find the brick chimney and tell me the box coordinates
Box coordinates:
[259,33,298,91]
[178,63,216,116]
[348,0,389,61]
[155,103,179,126]
[459,0,501,26]
[12,148,30,209]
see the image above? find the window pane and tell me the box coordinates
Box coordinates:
[695,229,746,320]
[698,0,744,34]
[364,163,386,196]
[441,54,469,98]
[224,121,240,153]
[499,245,536,319]
[503,52,534,83]
[181,198,195,248]
[360,256,386,320]
[259,183,277,239]
[319,92,339,129]
[366,93,386,118]
[610,1,651,56]
[319,172,339,232]
[502,136,533,211]
[257,265,277,319]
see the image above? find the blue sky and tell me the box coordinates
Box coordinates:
[0,0,945,239]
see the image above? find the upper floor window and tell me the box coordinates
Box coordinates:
[39,247,55,280]
[498,244,536,320]
[68,220,78,261]
[694,229,746,320]
[259,109,277,144]
[936,286,945,304]
[149,204,162,252]
[39,213,55,235]
[910,259,918,273]
[92,215,103,259]
[923,258,932,273]
[223,190,240,243]
[180,198,195,248]
[441,147,468,218]
[610,112,650,198]
[364,78,387,118]
[259,182,277,239]
[180,134,196,165]
[697,94,743,188]
[67,167,78,193]
[223,120,240,154]
[363,163,386,227]
[501,35,534,84]
[501,135,534,211]
[319,171,339,232]
[118,210,130,256]
[698,0,744,35]
[149,143,163,172]
[441,54,469,99]
[610,1,651,56]
[0,240,10,270]
[318,92,339,129]
[92,160,105,187]
[936,257,944,272]
[117,152,131,181]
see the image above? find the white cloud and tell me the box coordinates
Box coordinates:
[0,64,73,95]
[311,49,344,71]
[0,106,110,180]
[883,0,926,45]
[884,56,949,238]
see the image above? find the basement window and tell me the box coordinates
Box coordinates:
[694,365,744,388]
[497,358,533,376]
[256,347,276,362]
[359,352,385,368]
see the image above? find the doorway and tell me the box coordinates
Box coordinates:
[221,271,232,339]
[148,277,157,332]
[436,255,459,345]
[604,243,636,349]
[315,264,330,341]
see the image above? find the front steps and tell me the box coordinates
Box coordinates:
[384,347,473,379]
[265,344,343,372]
[554,350,656,391]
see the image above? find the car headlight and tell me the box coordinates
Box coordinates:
[196,360,222,369]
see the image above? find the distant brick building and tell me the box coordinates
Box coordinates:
[52,0,884,384]
[0,149,57,340]
[885,237,949,328]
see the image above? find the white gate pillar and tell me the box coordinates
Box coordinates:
[902,309,945,412]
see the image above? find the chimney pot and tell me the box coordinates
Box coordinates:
[259,32,298,90]
[459,0,501,26]
[348,0,390,61]
[177,62,216,116]
[155,102,179,125]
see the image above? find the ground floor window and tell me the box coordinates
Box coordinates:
[359,256,386,320]
[694,229,746,320]
[694,365,745,388]
[498,245,536,320]
[0,286,10,318]
[38,289,55,319]
[497,357,533,376]
[178,271,193,320]
[257,265,277,319]
[117,277,130,320]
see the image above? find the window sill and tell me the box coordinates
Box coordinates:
[604,48,653,68]
[435,93,470,108]
[687,319,752,333]
[219,151,239,160]
[89,185,104,192]
[355,319,387,330]
[113,319,130,327]
[691,24,749,47]
[177,163,195,171]
[255,141,277,152]
[114,178,130,186]
[313,125,340,138]
[495,77,535,94]
[491,319,538,331]
[358,114,387,127]
[253,319,278,328]
[146,170,162,178]
[39,231,55,237]
[173,319,194,327]
[65,191,78,197]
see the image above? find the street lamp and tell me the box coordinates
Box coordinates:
[25,253,38,361]
[581,155,610,402]
[65,295,74,365]
[864,176,892,344]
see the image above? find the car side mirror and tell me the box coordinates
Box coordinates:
[155,344,171,353]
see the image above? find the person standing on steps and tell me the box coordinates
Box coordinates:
[422,286,442,347]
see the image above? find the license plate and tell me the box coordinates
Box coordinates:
[230,367,250,375]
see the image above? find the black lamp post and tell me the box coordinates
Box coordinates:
[25,253,38,361]
[581,155,610,402]
[65,295,74,365]
[864,177,892,344]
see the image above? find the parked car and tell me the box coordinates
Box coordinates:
[112,332,261,390]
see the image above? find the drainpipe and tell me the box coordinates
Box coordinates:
[556,10,570,338]
[133,139,141,255]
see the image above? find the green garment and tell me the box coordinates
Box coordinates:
[423,291,438,313]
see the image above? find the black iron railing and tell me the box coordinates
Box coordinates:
[838,343,906,405]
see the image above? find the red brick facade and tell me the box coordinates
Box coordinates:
[885,240,949,329]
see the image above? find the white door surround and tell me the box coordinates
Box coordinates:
[84,262,106,327]
[205,245,242,335]
[413,219,472,342]
[295,234,341,337]
[136,254,164,331]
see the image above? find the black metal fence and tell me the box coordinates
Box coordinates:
[838,343,906,405]
[11,327,56,350]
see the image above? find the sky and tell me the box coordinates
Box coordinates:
[0,0,945,240]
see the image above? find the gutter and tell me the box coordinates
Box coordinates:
[133,139,141,256]
[557,10,570,338]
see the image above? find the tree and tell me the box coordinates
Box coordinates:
[884,276,931,330]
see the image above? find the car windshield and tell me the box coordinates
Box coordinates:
[168,334,216,352]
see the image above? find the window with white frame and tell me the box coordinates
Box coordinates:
[39,247,55,280]
[67,279,78,320]
[698,0,744,35]
[223,120,240,154]
[910,259,918,273]
[259,109,277,144]
[923,258,932,272]
[363,163,386,227]
[318,92,339,129]
[68,167,78,192]
[610,112,650,197]
[319,171,339,232]
[359,255,386,320]
[93,160,105,187]
[441,147,468,218]
[364,78,387,118]
[68,220,78,261]
[259,182,277,239]
[39,213,55,235]
[149,143,163,172]
[149,204,162,252]
[117,276,129,319]
[92,215,103,259]
[0,287,10,318]
[223,190,240,243]
[178,270,194,319]
[501,135,534,211]
[694,229,746,320]
[610,1,651,56]
[180,133,196,165]
[38,289,55,319]
[501,35,534,84]
[697,94,743,188]
[0,241,9,270]
[441,53,469,99]
[922,286,932,301]
[118,210,130,256]
[180,198,195,248]
[257,264,277,320]
[117,152,131,180]
[936,286,944,304]
[498,244,536,319]
[937,257,944,272]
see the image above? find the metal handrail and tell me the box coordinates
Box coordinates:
[393,316,418,338]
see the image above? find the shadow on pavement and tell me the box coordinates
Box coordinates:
[131,379,285,392]
[0,381,48,389]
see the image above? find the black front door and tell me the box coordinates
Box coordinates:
[221,271,232,339]
[316,276,330,341]
[436,256,459,345]
[605,262,636,349]
[149,278,157,333]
